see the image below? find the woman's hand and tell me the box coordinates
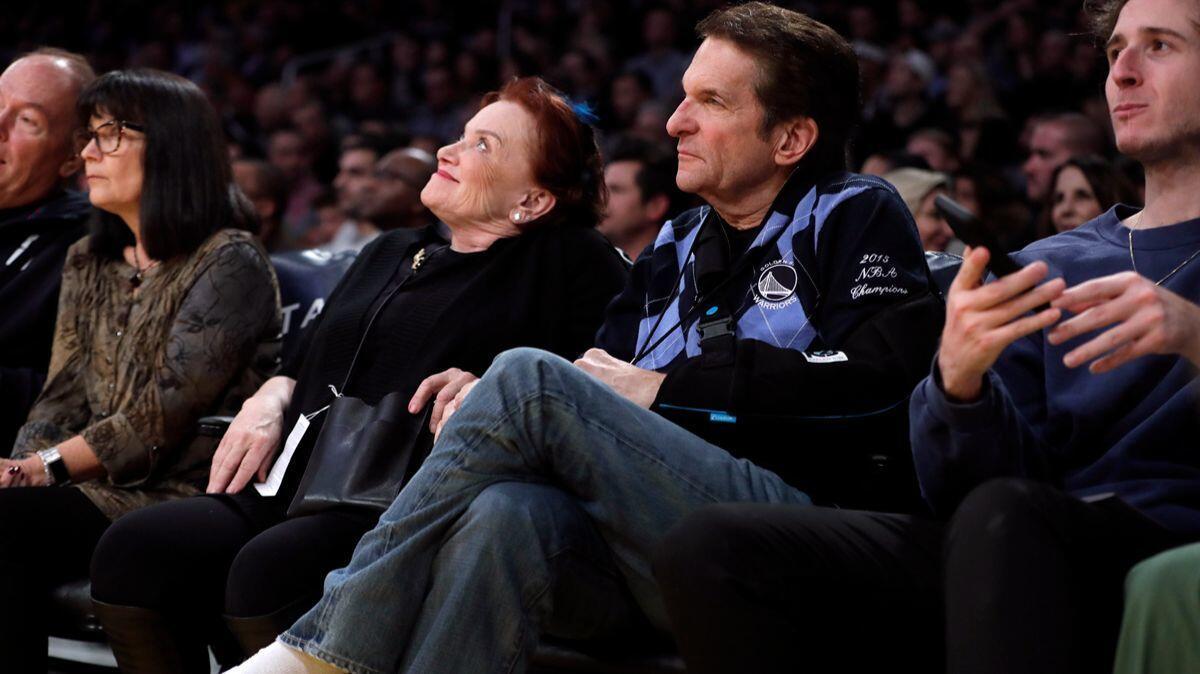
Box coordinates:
[207,395,287,494]
[409,368,480,435]
[0,456,49,488]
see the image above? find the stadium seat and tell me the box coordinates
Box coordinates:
[925,250,963,296]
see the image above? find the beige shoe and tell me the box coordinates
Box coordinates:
[226,640,346,674]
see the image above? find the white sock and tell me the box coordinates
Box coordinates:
[226,640,346,674]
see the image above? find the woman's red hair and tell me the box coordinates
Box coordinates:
[481,77,606,228]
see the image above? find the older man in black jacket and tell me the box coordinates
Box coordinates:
[0,49,94,452]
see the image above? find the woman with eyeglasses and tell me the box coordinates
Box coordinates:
[0,68,282,671]
[86,76,627,672]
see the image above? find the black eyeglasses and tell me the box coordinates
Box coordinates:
[76,120,145,155]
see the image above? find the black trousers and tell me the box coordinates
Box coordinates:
[90,493,377,661]
[654,478,1188,674]
[0,486,111,672]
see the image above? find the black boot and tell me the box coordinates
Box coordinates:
[224,603,301,659]
[92,599,211,674]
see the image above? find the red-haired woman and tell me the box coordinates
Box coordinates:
[88,77,627,672]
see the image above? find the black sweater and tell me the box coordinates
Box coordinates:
[270,222,628,506]
[0,190,90,451]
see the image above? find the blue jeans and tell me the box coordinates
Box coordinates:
[281,348,811,673]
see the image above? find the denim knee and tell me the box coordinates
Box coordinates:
[450,483,597,568]
[462,482,564,540]
[487,347,569,381]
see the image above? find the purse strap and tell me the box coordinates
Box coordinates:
[335,242,449,396]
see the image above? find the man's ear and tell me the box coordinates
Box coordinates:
[515,187,557,224]
[773,116,819,167]
[645,193,670,223]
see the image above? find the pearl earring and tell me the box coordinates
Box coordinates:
[513,212,523,222]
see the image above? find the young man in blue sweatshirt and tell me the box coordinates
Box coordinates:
[653,0,1200,672]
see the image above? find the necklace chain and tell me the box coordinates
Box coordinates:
[1127,212,1200,286]
[130,245,159,287]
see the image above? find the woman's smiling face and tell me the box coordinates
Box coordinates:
[421,100,541,228]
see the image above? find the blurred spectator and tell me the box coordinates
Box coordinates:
[954,163,1035,252]
[854,40,889,122]
[348,61,395,124]
[630,100,673,145]
[555,49,604,105]
[320,135,396,252]
[349,147,437,242]
[607,71,654,131]
[598,137,681,261]
[944,61,1017,164]
[1038,154,1141,237]
[861,49,945,154]
[407,66,466,144]
[290,98,338,182]
[625,6,689,103]
[389,33,424,111]
[303,189,343,248]
[884,167,954,252]
[860,150,932,176]
[1021,112,1106,203]
[906,128,960,173]
[267,127,322,247]
[253,83,290,136]
[232,158,286,251]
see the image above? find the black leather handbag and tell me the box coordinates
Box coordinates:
[286,244,443,517]
[287,393,431,516]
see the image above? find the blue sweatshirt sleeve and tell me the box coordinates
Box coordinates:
[909,321,1060,516]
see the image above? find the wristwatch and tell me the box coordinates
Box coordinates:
[36,446,71,486]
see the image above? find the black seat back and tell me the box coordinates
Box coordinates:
[270,248,358,364]
[924,250,962,298]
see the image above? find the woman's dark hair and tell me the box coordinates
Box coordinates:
[1037,154,1142,238]
[480,76,606,229]
[79,69,256,260]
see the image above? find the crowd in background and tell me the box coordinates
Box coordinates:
[0,0,1145,256]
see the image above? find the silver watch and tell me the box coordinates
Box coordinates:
[36,446,69,486]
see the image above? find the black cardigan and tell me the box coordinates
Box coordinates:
[269,222,629,506]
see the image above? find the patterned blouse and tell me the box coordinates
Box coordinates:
[14,228,282,519]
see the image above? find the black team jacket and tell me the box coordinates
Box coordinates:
[0,189,91,451]
[596,171,944,510]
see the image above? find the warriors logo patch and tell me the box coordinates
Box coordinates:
[752,260,799,309]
